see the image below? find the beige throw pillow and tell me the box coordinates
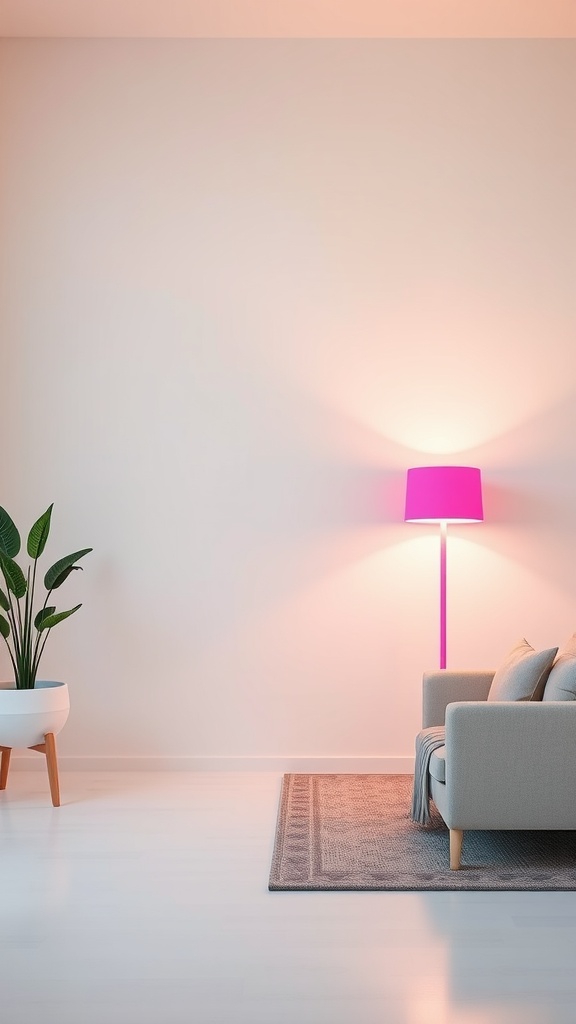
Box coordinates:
[542,633,576,701]
[487,638,558,703]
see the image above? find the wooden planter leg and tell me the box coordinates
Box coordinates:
[0,746,11,790]
[29,733,61,807]
[44,733,60,807]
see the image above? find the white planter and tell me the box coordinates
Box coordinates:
[0,680,70,748]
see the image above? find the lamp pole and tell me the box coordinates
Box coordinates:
[440,521,447,669]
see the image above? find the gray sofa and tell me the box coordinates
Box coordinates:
[422,670,576,869]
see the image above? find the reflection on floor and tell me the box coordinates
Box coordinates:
[1,771,575,1024]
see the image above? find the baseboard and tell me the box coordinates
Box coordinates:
[10,755,415,773]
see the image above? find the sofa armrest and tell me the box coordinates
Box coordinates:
[443,701,576,829]
[422,670,495,728]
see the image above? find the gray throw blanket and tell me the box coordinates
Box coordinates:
[410,726,446,825]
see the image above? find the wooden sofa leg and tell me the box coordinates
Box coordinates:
[450,828,463,870]
[0,746,11,790]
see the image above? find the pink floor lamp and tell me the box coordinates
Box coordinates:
[405,466,483,669]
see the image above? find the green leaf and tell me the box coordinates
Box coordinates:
[34,606,56,630]
[0,588,9,612]
[37,603,82,631]
[0,552,27,598]
[0,507,21,558]
[27,504,54,559]
[0,613,10,639]
[44,548,92,590]
[49,565,80,589]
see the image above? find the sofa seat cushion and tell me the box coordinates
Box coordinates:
[429,744,446,783]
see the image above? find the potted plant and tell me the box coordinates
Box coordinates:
[0,504,91,804]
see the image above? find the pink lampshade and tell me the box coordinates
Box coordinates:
[404,466,483,523]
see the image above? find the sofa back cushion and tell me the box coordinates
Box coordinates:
[487,638,558,702]
[543,633,576,701]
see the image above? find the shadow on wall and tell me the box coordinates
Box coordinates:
[475,391,576,604]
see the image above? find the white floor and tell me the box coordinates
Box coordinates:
[1,772,576,1024]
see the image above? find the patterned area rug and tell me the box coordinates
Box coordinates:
[269,774,576,891]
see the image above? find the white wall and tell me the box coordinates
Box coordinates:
[0,40,575,766]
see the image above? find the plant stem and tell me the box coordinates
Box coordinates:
[31,587,53,674]
[0,565,22,676]
[0,632,18,680]
[26,559,39,688]
[32,627,51,681]
[22,566,32,688]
